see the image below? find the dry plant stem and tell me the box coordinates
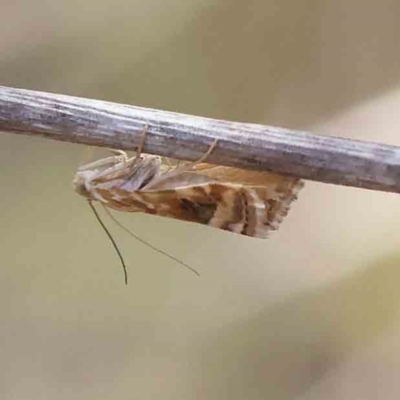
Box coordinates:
[1,85,400,193]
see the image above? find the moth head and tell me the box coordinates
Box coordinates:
[73,169,97,199]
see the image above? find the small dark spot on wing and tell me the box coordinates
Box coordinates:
[179,198,217,224]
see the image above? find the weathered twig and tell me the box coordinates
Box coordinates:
[0,85,400,193]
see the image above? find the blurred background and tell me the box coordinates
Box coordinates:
[1,1,400,399]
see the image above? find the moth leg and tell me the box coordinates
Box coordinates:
[194,139,218,165]
[108,149,129,160]
[77,154,127,173]
[175,139,218,171]
[105,124,149,176]
[162,156,176,173]
[143,139,219,189]
[97,125,148,177]
[133,124,149,164]
[82,151,139,182]
[112,124,153,182]
[92,125,151,185]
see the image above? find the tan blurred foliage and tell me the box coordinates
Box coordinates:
[1,1,400,399]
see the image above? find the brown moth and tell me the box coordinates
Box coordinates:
[73,146,303,239]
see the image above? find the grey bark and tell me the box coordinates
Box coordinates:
[1,85,400,193]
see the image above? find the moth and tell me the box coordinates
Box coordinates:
[73,138,303,283]
[73,143,303,239]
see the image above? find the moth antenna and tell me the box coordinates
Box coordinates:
[87,200,128,284]
[102,205,200,276]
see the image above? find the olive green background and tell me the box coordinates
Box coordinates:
[2,1,400,399]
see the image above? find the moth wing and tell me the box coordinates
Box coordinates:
[134,179,301,238]
[134,183,248,234]
[193,163,302,188]
[143,170,217,191]
[86,157,302,238]
[193,163,304,231]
